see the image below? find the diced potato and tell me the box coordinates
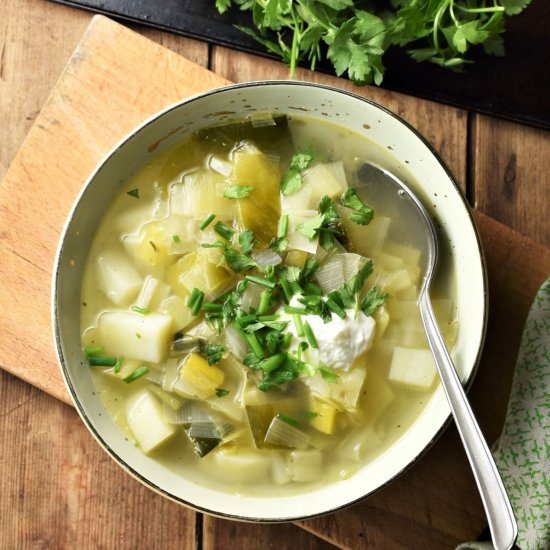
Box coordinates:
[309,396,338,435]
[232,143,281,247]
[372,305,390,343]
[98,311,172,363]
[337,205,391,256]
[126,390,177,454]
[136,224,169,267]
[362,370,394,423]
[210,448,272,484]
[384,242,422,268]
[389,347,438,390]
[330,367,367,410]
[385,267,414,294]
[160,294,194,332]
[175,352,225,399]
[288,450,323,482]
[96,248,142,306]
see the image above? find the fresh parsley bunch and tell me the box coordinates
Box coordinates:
[214,0,532,85]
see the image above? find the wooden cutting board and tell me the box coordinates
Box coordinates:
[1,15,549,548]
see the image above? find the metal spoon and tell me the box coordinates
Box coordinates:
[359,163,517,550]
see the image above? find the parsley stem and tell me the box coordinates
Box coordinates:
[244,274,277,289]
[303,321,318,349]
[88,355,118,367]
[199,213,216,230]
[258,289,272,315]
[293,314,305,337]
[245,333,264,358]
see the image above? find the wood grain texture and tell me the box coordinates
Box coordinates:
[211,48,468,190]
[0,369,197,549]
[0,14,226,403]
[471,114,550,247]
[1,6,549,550]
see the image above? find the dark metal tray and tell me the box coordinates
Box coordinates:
[50,0,550,129]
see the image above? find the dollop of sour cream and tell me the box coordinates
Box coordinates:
[283,297,376,371]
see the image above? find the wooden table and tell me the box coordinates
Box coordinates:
[1,1,548,548]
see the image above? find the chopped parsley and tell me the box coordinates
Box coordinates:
[239,229,255,255]
[205,343,226,365]
[126,188,139,199]
[213,221,235,241]
[215,388,230,398]
[224,184,255,199]
[342,187,374,225]
[280,148,315,196]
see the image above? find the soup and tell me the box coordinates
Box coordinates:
[80,114,457,495]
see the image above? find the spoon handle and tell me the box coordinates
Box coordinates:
[418,291,517,550]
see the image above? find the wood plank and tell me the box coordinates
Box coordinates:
[297,212,550,549]
[471,114,550,247]
[0,369,197,549]
[0,14,226,404]
[211,48,468,190]
[202,515,337,549]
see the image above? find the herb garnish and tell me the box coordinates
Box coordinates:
[224,184,255,199]
[127,188,139,199]
[123,365,150,383]
[342,187,374,225]
[205,343,226,365]
[215,388,230,397]
[214,0,530,86]
[213,221,235,241]
[281,148,315,196]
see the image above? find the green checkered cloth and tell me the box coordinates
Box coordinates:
[458,277,550,550]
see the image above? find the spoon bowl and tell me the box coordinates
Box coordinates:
[360,162,518,550]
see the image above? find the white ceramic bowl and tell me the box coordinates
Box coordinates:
[52,81,487,521]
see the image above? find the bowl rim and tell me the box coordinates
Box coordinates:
[52,79,489,522]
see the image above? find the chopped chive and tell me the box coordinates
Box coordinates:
[293,314,305,337]
[277,413,300,426]
[84,345,104,357]
[237,314,258,327]
[305,282,323,296]
[260,353,287,373]
[172,234,181,243]
[213,221,235,241]
[257,314,279,322]
[131,305,151,315]
[136,333,142,339]
[277,214,289,238]
[279,277,293,302]
[215,388,230,398]
[258,289,272,315]
[244,274,277,289]
[191,291,205,316]
[304,411,319,420]
[326,298,346,318]
[123,365,150,383]
[290,281,304,295]
[303,321,318,349]
[88,355,118,367]
[296,341,309,361]
[199,213,216,230]
[284,305,307,315]
[245,332,264,358]
[281,333,292,349]
[127,188,139,199]
[186,287,202,308]
[202,302,223,313]
[114,357,123,374]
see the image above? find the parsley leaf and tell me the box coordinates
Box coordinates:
[224,184,255,199]
[214,221,235,241]
[281,148,315,196]
[361,286,391,316]
[239,229,255,255]
[342,187,374,225]
[224,247,257,272]
[205,343,226,365]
